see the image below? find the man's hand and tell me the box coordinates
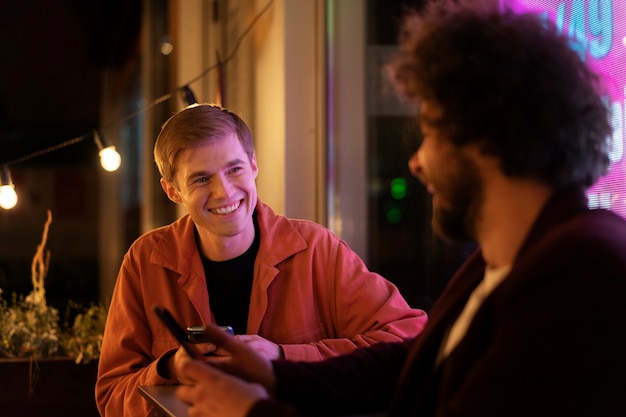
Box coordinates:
[166,342,216,383]
[176,359,269,417]
[191,323,277,393]
[234,334,284,360]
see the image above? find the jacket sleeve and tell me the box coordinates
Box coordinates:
[248,400,302,417]
[95,253,175,417]
[270,341,409,416]
[281,239,427,361]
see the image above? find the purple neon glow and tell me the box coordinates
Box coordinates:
[502,0,626,218]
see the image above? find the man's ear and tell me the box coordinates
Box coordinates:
[250,153,259,179]
[160,178,182,204]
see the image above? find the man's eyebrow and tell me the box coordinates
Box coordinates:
[226,158,246,167]
[186,158,247,179]
[187,169,212,180]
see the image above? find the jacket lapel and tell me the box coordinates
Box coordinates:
[389,250,485,416]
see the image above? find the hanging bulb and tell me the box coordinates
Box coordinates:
[94,131,121,172]
[161,34,174,55]
[181,85,198,106]
[0,165,18,209]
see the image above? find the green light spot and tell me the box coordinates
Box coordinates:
[386,207,402,224]
[390,177,407,200]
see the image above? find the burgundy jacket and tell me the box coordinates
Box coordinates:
[252,188,626,417]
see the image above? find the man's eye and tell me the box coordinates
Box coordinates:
[195,177,209,183]
[229,167,242,174]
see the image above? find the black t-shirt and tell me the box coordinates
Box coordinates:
[198,215,260,335]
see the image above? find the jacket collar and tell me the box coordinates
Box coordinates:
[515,186,589,259]
[254,200,308,266]
[149,199,308,274]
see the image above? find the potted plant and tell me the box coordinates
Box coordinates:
[0,210,108,417]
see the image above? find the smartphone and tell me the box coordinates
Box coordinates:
[152,305,201,359]
[187,325,234,343]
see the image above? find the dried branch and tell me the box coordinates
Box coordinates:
[30,209,52,306]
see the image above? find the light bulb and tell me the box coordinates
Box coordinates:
[0,184,17,209]
[161,35,173,55]
[99,146,122,172]
[0,165,17,209]
[94,131,122,172]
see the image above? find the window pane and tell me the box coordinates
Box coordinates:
[365,0,476,310]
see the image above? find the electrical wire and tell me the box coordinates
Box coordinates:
[2,0,275,167]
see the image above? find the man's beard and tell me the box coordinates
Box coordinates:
[432,156,482,243]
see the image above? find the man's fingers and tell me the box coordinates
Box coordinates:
[180,357,209,380]
[200,323,239,351]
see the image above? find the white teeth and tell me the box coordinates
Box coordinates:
[210,201,241,214]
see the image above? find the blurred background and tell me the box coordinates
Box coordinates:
[2,1,623,415]
[0,0,483,314]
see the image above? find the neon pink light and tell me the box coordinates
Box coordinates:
[502,0,626,218]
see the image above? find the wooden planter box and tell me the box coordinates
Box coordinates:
[0,357,99,417]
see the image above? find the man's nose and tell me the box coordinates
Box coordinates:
[408,149,422,179]
[212,175,234,198]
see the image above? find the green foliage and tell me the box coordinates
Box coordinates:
[0,292,61,358]
[0,290,109,365]
[61,299,109,364]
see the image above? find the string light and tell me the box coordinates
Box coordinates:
[0,165,18,210]
[0,0,274,210]
[94,131,122,172]
[160,34,174,55]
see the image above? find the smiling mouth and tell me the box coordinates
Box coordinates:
[209,200,242,215]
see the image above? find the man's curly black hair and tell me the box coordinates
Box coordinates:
[387,2,612,189]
